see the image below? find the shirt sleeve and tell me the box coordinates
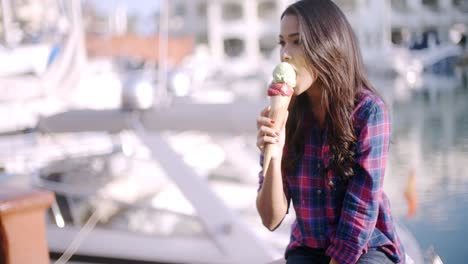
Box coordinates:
[325,100,391,264]
[257,154,291,210]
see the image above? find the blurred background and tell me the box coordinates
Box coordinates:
[0,0,466,263]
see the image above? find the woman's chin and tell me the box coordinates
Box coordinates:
[293,87,307,96]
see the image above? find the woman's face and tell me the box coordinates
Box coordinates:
[279,15,316,96]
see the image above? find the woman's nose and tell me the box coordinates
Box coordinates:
[281,49,292,62]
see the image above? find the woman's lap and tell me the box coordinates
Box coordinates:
[356,248,395,264]
[286,254,329,264]
[286,248,394,264]
[286,247,329,264]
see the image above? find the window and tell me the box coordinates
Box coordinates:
[174,3,186,17]
[258,1,276,20]
[453,0,468,11]
[391,27,411,45]
[391,0,407,11]
[197,2,207,17]
[422,0,439,10]
[224,38,245,57]
[197,33,208,45]
[333,0,357,12]
[222,2,243,21]
[259,34,276,58]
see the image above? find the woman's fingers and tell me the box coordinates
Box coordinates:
[256,126,280,150]
[256,134,279,150]
[256,116,276,129]
[256,106,280,151]
[259,125,280,137]
[257,106,274,128]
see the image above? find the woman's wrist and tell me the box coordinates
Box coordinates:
[270,153,283,162]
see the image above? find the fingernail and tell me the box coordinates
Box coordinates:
[270,120,275,124]
[275,131,280,136]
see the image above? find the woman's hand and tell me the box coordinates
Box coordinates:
[329,258,339,264]
[256,106,288,160]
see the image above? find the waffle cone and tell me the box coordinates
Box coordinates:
[263,95,291,176]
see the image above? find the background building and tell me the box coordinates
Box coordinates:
[167,0,292,76]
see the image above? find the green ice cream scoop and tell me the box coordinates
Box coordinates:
[272,62,296,88]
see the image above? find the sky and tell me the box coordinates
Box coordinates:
[84,0,160,17]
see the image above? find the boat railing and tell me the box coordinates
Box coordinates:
[31,170,210,263]
[31,170,198,223]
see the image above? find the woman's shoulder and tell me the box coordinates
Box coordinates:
[353,88,387,119]
[352,88,388,129]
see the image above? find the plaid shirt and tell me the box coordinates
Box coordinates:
[258,89,405,264]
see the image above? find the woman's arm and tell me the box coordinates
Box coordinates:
[326,100,391,264]
[255,107,289,231]
[256,156,289,231]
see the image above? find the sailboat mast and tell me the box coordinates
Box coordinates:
[158,0,169,102]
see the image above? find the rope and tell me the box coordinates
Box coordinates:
[53,208,101,264]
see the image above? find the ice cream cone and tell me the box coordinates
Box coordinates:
[262,62,296,176]
[263,95,291,176]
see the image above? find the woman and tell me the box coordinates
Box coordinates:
[256,1,405,264]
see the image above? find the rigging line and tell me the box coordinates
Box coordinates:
[53,207,101,264]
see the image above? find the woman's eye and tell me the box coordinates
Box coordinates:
[278,40,285,47]
[293,39,300,45]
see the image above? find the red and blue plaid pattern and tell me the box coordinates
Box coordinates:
[258,89,405,264]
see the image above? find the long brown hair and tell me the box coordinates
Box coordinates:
[281,0,378,180]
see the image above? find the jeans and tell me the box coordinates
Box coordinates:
[286,247,395,264]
